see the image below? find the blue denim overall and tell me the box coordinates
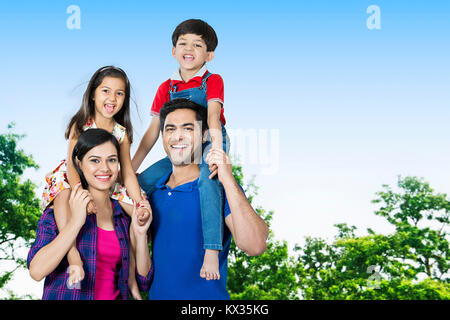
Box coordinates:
[137,72,229,250]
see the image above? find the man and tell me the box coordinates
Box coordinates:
[137,98,269,300]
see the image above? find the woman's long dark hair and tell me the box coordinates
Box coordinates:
[65,66,134,143]
[72,128,121,189]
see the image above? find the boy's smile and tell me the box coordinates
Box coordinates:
[172,33,214,79]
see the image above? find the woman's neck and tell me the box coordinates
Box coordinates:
[88,187,111,213]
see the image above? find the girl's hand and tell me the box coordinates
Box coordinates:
[136,199,152,227]
[68,183,92,229]
[131,201,152,237]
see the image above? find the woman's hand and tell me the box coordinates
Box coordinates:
[68,183,92,229]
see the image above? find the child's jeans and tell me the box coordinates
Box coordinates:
[138,125,230,251]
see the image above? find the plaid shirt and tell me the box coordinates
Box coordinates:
[27,199,153,300]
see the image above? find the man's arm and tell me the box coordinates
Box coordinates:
[131,116,160,172]
[206,149,269,256]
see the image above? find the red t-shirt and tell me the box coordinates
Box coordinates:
[150,70,226,126]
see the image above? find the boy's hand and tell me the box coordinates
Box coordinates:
[205,148,233,184]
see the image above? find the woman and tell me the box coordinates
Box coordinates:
[27,128,153,300]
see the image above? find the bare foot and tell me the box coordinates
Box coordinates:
[200,249,220,280]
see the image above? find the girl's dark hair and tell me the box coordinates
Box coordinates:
[65,66,133,143]
[172,19,218,52]
[72,128,120,189]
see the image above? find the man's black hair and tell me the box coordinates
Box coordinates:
[172,19,218,52]
[159,98,208,133]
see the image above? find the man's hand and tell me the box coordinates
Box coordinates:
[205,148,233,184]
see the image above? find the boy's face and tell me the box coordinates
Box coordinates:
[172,33,214,74]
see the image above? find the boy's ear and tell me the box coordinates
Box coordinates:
[206,51,215,62]
[172,47,176,58]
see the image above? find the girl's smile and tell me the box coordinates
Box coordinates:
[93,76,126,120]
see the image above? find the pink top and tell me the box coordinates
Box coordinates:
[95,227,122,300]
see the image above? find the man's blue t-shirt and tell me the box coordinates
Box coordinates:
[148,171,232,300]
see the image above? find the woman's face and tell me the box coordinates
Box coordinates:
[78,141,119,192]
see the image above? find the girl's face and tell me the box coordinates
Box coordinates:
[92,76,126,120]
[78,141,119,192]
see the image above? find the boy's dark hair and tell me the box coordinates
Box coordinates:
[72,128,120,189]
[172,19,218,52]
[159,98,208,133]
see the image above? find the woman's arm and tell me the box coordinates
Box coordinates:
[29,183,90,281]
[130,202,152,277]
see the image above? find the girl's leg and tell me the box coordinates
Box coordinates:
[53,189,84,287]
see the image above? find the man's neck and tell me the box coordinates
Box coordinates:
[167,163,200,189]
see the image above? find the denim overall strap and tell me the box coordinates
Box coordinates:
[169,72,211,108]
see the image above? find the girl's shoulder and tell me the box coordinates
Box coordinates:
[83,118,126,144]
[112,122,126,144]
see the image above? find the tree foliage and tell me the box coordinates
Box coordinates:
[0,124,41,293]
[228,169,450,300]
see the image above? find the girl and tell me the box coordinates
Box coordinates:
[28,128,153,299]
[40,66,150,299]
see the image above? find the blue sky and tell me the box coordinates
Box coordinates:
[1,0,450,297]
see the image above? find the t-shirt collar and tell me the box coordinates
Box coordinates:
[170,63,208,83]
[155,170,198,192]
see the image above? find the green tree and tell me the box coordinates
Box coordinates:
[227,164,300,299]
[293,176,450,299]
[0,124,41,295]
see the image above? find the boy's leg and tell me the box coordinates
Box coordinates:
[137,157,172,198]
[53,189,84,287]
[198,159,224,280]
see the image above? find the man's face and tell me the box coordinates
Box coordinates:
[162,108,204,166]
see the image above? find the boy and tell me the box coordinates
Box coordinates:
[132,19,229,280]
